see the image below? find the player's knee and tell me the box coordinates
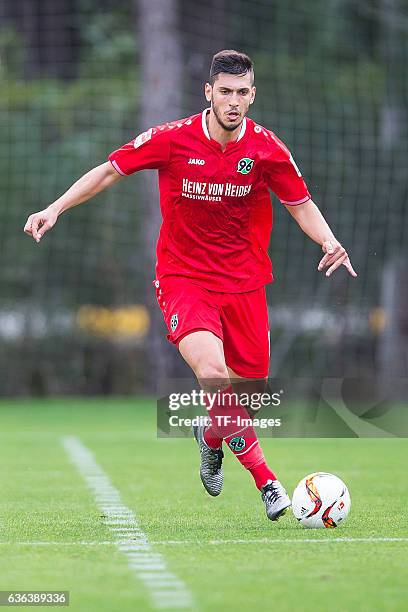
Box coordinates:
[196,361,229,391]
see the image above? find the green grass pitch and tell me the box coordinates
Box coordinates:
[0,398,407,611]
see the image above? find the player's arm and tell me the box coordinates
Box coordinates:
[24,124,171,244]
[262,133,357,278]
[284,200,357,278]
[24,162,123,243]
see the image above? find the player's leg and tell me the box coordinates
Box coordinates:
[220,289,291,520]
[178,330,229,496]
[153,278,228,497]
[178,330,230,446]
[154,278,289,516]
[220,290,275,489]
[226,365,268,418]
[179,330,229,391]
[179,329,287,517]
[179,331,269,450]
[179,330,275,499]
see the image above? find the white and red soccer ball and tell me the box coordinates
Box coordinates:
[292,472,351,528]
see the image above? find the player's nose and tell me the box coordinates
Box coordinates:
[229,93,240,106]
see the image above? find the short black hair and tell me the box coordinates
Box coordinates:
[209,49,254,85]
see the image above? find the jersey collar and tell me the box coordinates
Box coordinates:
[201,108,247,143]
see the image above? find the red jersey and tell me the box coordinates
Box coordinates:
[108,109,311,292]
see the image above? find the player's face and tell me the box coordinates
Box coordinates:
[205,72,256,132]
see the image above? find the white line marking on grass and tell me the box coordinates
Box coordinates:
[61,436,192,610]
[1,537,407,547]
[0,540,116,546]
[151,537,408,545]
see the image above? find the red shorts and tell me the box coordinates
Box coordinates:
[153,277,270,378]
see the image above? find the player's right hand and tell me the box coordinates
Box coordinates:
[23,208,58,243]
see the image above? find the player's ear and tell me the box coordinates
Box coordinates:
[250,86,256,105]
[204,82,212,103]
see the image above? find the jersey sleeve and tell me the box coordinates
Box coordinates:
[262,134,311,205]
[108,125,171,176]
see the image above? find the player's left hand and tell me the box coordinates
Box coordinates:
[318,240,357,278]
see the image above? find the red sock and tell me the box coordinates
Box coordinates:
[202,391,223,449]
[202,385,277,488]
[203,426,223,449]
[224,433,276,489]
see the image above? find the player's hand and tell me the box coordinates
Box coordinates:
[23,208,58,243]
[318,240,357,278]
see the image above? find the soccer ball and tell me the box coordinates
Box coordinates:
[292,472,351,528]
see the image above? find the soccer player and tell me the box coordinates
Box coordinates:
[23,50,356,521]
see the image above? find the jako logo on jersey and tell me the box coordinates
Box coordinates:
[228,437,246,452]
[170,314,178,332]
[237,157,254,174]
[188,158,205,165]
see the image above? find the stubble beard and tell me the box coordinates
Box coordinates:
[211,98,244,133]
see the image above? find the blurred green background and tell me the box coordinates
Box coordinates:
[0,0,407,395]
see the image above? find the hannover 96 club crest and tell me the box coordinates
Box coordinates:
[237,157,254,174]
[170,313,178,332]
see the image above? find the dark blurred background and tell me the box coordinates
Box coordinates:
[0,0,407,396]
